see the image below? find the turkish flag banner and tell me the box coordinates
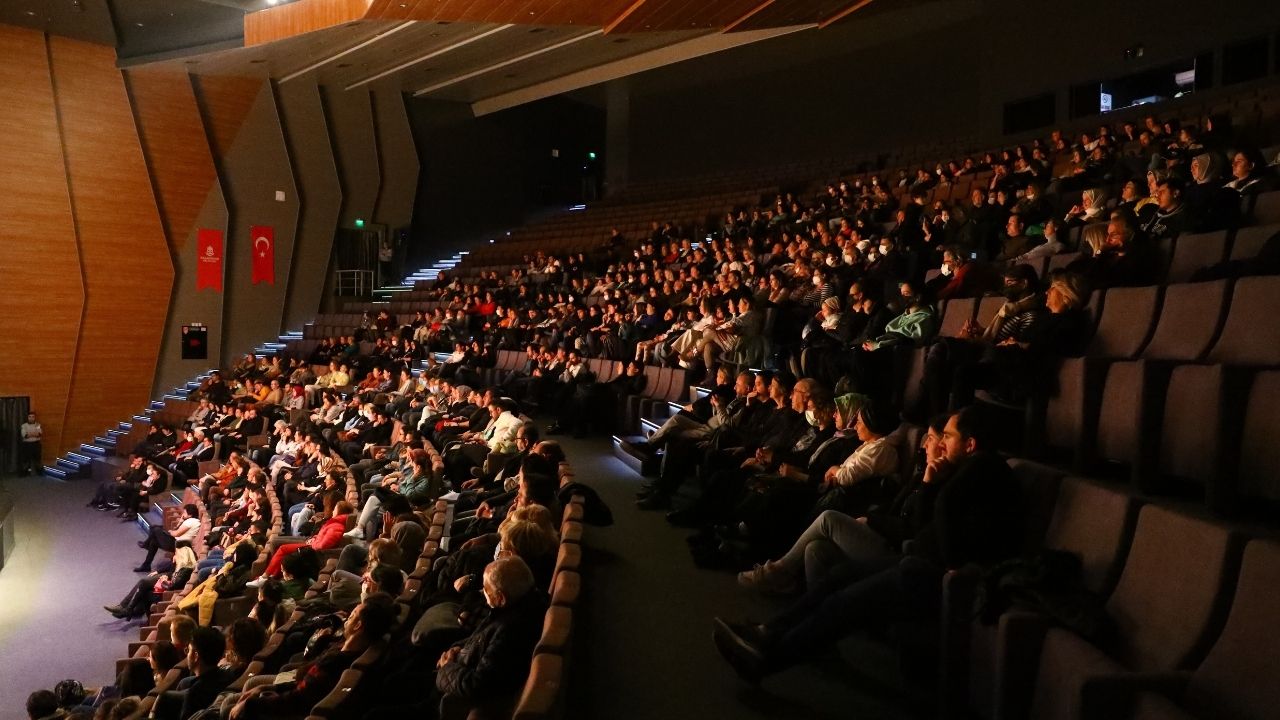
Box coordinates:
[251,225,275,285]
[196,228,224,292]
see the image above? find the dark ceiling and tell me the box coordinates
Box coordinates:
[0,0,271,59]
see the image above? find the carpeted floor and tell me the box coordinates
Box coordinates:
[549,432,921,720]
[0,473,154,720]
[0,434,921,720]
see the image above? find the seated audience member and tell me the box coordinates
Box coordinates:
[26,690,61,720]
[435,557,548,716]
[226,593,398,720]
[245,502,353,587]
[153,626,235,720]
[106,540,197,620]
[1067,210,1158,288]
[713,405,1024,684]
[88,454,146,511]
[137,504,201,573]
[176,543,258,626]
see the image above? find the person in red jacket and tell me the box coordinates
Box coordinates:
[246,503,353,587]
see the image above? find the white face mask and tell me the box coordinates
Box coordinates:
[940,263,954,277]
[826,256,839,267]
[856,239,872,252]
[812,275,822,286]
[879,245,891,256]
[804,409,820,427]
[843,253,855,264]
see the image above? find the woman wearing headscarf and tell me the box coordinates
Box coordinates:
[1063,187,1109,228]
[1186,150,1239,232]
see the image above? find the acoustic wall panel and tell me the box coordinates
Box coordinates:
[276,79,342,332]
[372,88,419,234]
[128,69,231,395]
[323,86,380,229]
[202,80,301,361]
[0,26,83,460]
[49,37,173,450]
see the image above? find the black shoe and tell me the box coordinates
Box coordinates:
[635,494,670,511]
[120,513,137,522]
[102,502,120,510]
[137,541,147,549]
[712,617,768,686]
[105,605,128,618]
[133,565,151,573]
[546,424,564,436]
[665,508,702,528]
[634,482,658,499]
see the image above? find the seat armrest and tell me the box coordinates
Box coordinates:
[939,567,982,718]
[994,610,1054,720]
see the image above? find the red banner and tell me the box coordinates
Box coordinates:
[251,225,275,285]
[196,228,223,292]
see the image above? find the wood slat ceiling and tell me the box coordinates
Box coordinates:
[364,0,639,26]
[731,0,873,31]
[607,0,764,34]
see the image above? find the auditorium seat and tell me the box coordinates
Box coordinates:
[1206,275,1280,365]
[937,297,978,338]
[1167,231,1230,283]
[512,653,563,720]
[1227,223,1279,261]
[975,295,1004,330]
[1126,540,1280,720]
[1141,280,1230,361]
[949,475,1139,720]
[1228,370,1280,508]
[1147,364,1226,499]
[1024,504,1242,720]
[1244,189,1280,225]
[535,606,573,655]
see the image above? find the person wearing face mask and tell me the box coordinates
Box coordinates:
[916,264,1045,420]
[863,236,907,303]
[933,245,999,300]
[739,411,947,595]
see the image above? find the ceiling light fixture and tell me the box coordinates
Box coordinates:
[278,21,413,83]
[346,24,515,90]
[412,29,601,96]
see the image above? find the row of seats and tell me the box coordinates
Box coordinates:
[942,462,1278,720]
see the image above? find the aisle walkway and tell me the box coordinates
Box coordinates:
[552,434,920,720]
[0,474,151,719]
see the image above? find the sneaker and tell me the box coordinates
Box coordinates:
[737,561,798,596]
[343,527,364,540]
[244,576,267,589]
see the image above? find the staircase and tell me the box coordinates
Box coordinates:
[371,250,466,303]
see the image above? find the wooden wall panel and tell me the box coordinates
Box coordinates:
[128,69,231,395]
[371,88,418,232]
[0,26,83,460]
[323,86,381,229]
[277,80,342,331]
[50,37,173,452]
[126,70,222,253]
[246,0,373,46]
[205,81,301,362]
[196,75,264,164]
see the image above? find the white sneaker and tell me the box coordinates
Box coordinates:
[244,576,267,589]
[344,527,364,540]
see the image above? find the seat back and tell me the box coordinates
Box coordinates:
[1094,360,1147,471]
[1142,280,1230,361]
[1047,251,1081,274]
[642,366,661,397]
[975,295,1004,330]
[1184,540,1280,720]
[1228,222,1280,261]
[1043,477,1138,597]
[1105,504,1240,671]
[1155,364,1225,490]
[1167,231,1230,283]
[938,297,977,338]
[1007,459,1065,554]
[1207,275,1280,365]
[1235,370,1280,504]
[1086,285,1160,359]
[1246,189,1280,225]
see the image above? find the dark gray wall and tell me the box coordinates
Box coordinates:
[277,79,342,332]
[622,0,1280,183]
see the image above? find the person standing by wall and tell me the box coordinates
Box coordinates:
[18,411,42,476]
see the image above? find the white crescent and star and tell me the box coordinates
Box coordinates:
[255,235,271,258]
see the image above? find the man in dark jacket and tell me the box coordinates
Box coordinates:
[154,626,235,720]
[436,557,548,714]
[713,405,1023,684]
